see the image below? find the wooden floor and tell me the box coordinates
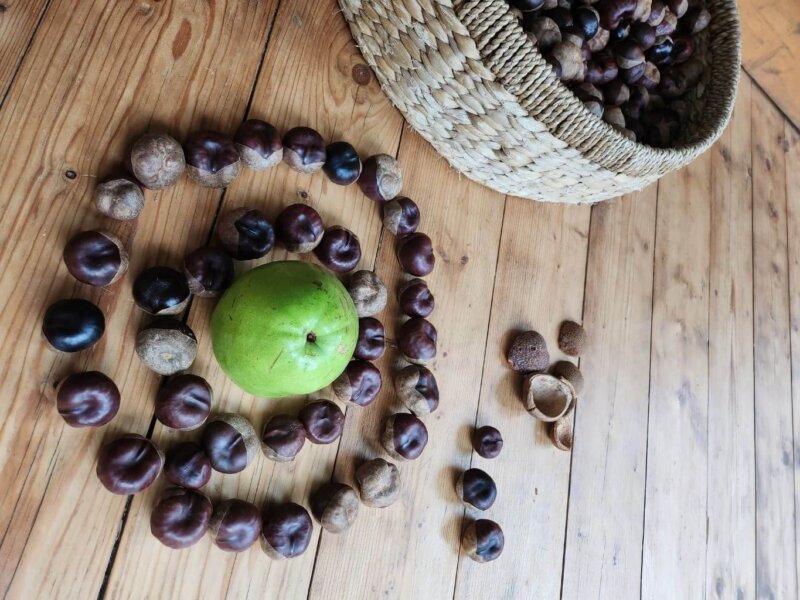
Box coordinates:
[0,1,798,599]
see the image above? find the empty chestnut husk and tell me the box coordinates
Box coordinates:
[234,119,283,170]
[313,226,362,273]
[132,266,190,316]
[42,298,105,353]
[523,373,576,422]
[358,154,402,202]
[130,133,185,190]
[309,482,359,533]
[472,426,503,459]
[323,141,362,185]
[354,317,385,361]
[394,364,439,417]
[382,196,420,236]
[396,233,435,276]
[260,502,313,560]
[202,413,259,474]
[398,317,437,365]
[347,270,387,318]
[217,207,275,260]
[155,373,212,430]
[183,131,240,188]
[210,499,262,552]
[96,434,163,495]
[260,414,306,462]
[398,278,434,318]
[283,127,326,174]
[150,488,213,549]
[331,360,382,406]
[163,441,212,489]
[135,318,197,375]
[355,458,401,508]
[381,413,428,460]
[63,230,128,287]
[462,519,504,563]
[184,246,234,297]
[275,203,325,253]
[549,413,574,451]
[456,468,497,511]
[55,371,120,427]
[298,400,344,445]
[93,175,145,221]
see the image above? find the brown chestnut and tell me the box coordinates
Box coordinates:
[156,374,212,430]
[164,441,212,489]
[472,426,503,459]
[629,22,656,49]
[610,21,631,42]
[620,62,647,85]
[640,61,661,89]
[201,413,259,474]
[309,483,359,533]
[63,230,128,287]
[355,458,401,508]
[130,133,185,190]
[646,0,667,25]
[96,434,163,495]
[323,141,362,185]
[382,196,420,236]
[354,317,386,361]
[358,154,402,202]
[260,502,313,559]
[558,320,587,356]
[282,127,326,174]
[572,82,604,118]
[655,10,677,35]
[667,0,687,17]
[574,7,600,39]
[550,360,584,393]
[313,226,362,273]
[381,413,428,460]
[184,246,234,297]
[456,468,497,511]
[546,7,573,29]
[507,330,549,372]
[586,50,619,85]
[604,105,627,130]
[512,0,545,10]
[586,27,610,52]
[680,7,710,33]
[671,35,694,64]
[298,400,344,445]
[260,414,306,462]
[603,80,631,106]
[184,131,240,188]
[55,371,120,427]
[527,16,562,51]
[462,519,504,563]
[42,298,105,353]
[546,41,585,82]
[396,232,435,276]
[234,119,283,170]
[623,85,650,120]
[217,207,275,260]
[136,318,198,376]
[150,488,212,549]
[94,175,144,221]
[332,360,382,406]
[209,499,262,552]
[614,41,645,69]
[398,278,434,318]
[132,266,190,316]
[394,365,439,416]
[398,317,437,365]
[275,203,325,253]
[347,270,387,318]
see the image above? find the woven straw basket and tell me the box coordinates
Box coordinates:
[338,0,741,203]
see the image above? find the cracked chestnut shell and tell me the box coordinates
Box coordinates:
[394,364,439,416]
[210,499,262,552]
[163,441,212,489]
[313,226,362,273]
[260,414,306,462]
[150,488,212,549]
[184,246,234,297]
[471,426,503,459]
[155,373,212,430]
[355,458,401,508]
[381,413,428,460]
[396,233,435,276]
[463,520,504,563]
[309,483,359,533]
[282,127,326,174]
[96,434,164,495]
[358,154,402,202]
[234,119,283,170]
[398,278,434,318]
[56,371,120,427]
[347,270,387,318]
[130,132,186,190]
[298,400,344,445]
[202,413,259,474]
[135,318,197,376]
[260,502,313,560]
[217,207,275,260]
[63,230,128,287]
[331,360,382,406]
[275,203,325,253]
[398,317,437,365]
[42,298,105,353]
[323,141,362,185]
[184,131,240,188]
[94,175,145,221]
[456,468,497,511]
[354,317,385,361]
[132,266,190,316]
[382,196,420,235]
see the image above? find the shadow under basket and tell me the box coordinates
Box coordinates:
[338,0,741,203]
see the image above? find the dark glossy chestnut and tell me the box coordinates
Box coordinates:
[546,7,573,29]
[654,10,677,36]
[210,499,262,552]
[150,488,212,549]
[298,400,344,445]
[646,0,667,25]
[132,266,190,316]
[382,196,420,236]
[609,21,631,42]
[42,298,105,353]
[573,7,600,39]
[56,371,120,427]
[260,502,313,560]
[163,441,212,489]
[331,360,382,406]
[510,0,545,10]
[456,468,497,511]
[93,175,144,221]
[354,317,385,361]
[155,373,212,430]
[217,207,275,260]
[680,6,710,34]
[629,22,656,49]
[472,426,503,459]
[63,230,128,287]
[358,154,402,202]
[396,233,434,276]
[621,62,647,85]
[309,483,359,534]
[585,50,619,85]
[130,132,185,190]
[603,79,630,106]
[313,226,361,273]
[96,434,163,495]
[382,413,428,460]
[136,318,197,376]
[355,458,401,508]
[647,36,674,65]
[323,141,362,185]
[183,246,234,297]
[462,520,504,563]
[201,413,259,474]
[282,127,326,174]
[234,119,283,170]
[184,131,240,188]
[671,35,694,64]
[275,203,325,253]
[398,317,437,365]
[347,270,387,318]
[394,364,439,416]
[398,278,434,318]
[260,414,306,462]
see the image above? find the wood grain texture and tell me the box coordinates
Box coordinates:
[0,0,49,103]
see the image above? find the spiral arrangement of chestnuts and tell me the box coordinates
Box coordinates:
[508,0,712,146]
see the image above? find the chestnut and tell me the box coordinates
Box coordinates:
[604,105,627,130]
[164,441,212,489]
[457,468,497,511]
[298,400,344,444]
[313,226,362,273]
[546,7,573,29]
[354,317,385,361]
[680,7,710,33]
[332,360,382,406]
[507,330,549,372]
[96,434,163,495]
[155,373,212,430]
[323,141,362,185]
[355,458,401,508]
[63,230,128,287]
[573,82,604,118]
[646,0,667,25]
[527,16,562,52]
[629,22,656,49]
[462,520,504,563]
[260,502,313,559]
[623,85,650,120]
[586,50,619,85]
[282,126,326,174]
[217,207,275,260]
[55,371,120,427]
[94,175,145,221]
[558,320,587,356]
[275,203,325,253]
[394,365,439,416]
[472,426,503,459]
[614,41,645,70]
[396,232,435,276]
[260,414,306,462]
[382,196,420,236]
[309,483,359,533]
[347,270,387,317]
[184,246,234,297]
[132,266,190,316]
[136,318,197,376]
[610,21,631,42]
[130,133,185,190]
[573,7,600,39]
[511,0,545,10]
[398,278,434,318]
[382,413,428,460]
[620,62,647,85]
[184,131,240,188]
[586,27,610,52]
[398,317,437,365]
[150,488,212,549]
[210,499,262,552]
[234,119,283,170]
[655,10,677,36]
[545,41,585,82]
[42,298,105,353]
[640,61,661,90]
[603,80,630,106]
[671,35,694,64]
[667,0,687,17]
[358,154,402,202]
[202,413,259,474]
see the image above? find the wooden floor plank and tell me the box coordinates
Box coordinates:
[0,0,50,104]
[752,84,797,599]
[788,119,800,600]
[102,2,405,597]
[641,146,712,598]
[452,199,591,599]
[561,187,657,599]
[0,2,279,597]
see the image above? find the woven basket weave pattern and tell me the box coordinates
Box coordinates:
[339,0,740,203]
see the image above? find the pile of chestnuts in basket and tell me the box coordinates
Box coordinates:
[508,0,712,146]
